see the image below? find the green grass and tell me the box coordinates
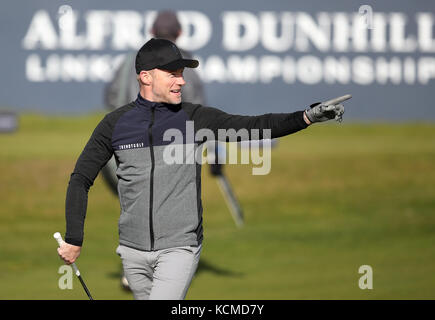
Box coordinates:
[0,113,434,299]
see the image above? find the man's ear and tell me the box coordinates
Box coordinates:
[139,70,152,86]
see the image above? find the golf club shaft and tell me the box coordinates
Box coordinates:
[77,275,93,300]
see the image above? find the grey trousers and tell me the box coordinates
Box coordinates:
[116,244,202,300]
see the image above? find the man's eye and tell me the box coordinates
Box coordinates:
[169,71,182,78]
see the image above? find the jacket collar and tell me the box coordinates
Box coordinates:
[135,93,165,108]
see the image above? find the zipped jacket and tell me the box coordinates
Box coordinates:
[65,94,309,251]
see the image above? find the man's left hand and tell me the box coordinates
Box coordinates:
[304,102,345,124]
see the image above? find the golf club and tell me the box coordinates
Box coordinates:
[53,232,94,300]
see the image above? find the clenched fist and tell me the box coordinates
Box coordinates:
[57,242,81,265]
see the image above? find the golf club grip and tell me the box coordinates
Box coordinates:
[322,94,352,106]
[53,232,64,246]
[53,232,80,276]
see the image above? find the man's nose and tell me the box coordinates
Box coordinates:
[177,75,186,86]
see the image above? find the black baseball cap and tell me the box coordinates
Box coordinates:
[135,38,199,74]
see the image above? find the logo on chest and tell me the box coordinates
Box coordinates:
[117,142,145,150]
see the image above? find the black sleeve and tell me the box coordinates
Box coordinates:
[64,114,115,246]
[187,104,309,142]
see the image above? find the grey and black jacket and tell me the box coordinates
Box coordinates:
[65,94,309,251]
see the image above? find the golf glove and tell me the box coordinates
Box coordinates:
[304,102,345,123]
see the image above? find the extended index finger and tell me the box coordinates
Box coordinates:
[322,94,352,106]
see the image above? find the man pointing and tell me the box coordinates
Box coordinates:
[58,38,348,299]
